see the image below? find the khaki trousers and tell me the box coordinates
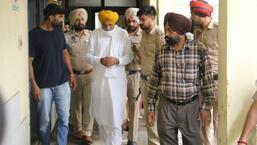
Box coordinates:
[70,72,94,136]
[127,72,141,142]
[141,79,160,145]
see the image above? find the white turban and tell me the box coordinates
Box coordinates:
[125,8,139,22]
[69,8,88,26]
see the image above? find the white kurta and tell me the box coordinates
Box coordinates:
[86,25,133,129]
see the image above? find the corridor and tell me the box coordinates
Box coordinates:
[1,0,257,145]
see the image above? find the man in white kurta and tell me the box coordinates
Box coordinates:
[86,10,133,145]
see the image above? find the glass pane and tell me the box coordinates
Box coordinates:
[69,0,101,7]
[105,0,136,7]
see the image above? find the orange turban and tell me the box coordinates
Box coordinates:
[190,0,213,17]
[98,10,119,25]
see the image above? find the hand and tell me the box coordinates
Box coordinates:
[69,74,77,90]
[198,110,211,127]
[106,56,119,66]
[32,84,41,102]
[148,111,156,126]
[100,57,110,67]
[132,45,140,58]
[100,56,119,67]
[237,139,248,145]
[132,45,138,52]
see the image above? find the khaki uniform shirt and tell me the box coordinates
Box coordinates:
[193,19,219,74]
[126,28,143,71]
[140,25,165,75]
[65,30,92,71]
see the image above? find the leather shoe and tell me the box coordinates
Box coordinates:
[122,120,129,131]
[72,130,84,140]
[127,140,138,145]
[82,135,93,143]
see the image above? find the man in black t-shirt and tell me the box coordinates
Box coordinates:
[29,4,76,145]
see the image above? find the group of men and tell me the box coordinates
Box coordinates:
[29,0,218,145]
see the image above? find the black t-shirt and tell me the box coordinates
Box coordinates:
[29,27,68,88]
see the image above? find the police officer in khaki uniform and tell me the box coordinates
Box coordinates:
[137,5,165,145]
[124,7,142,145]
[65,8,94,143]
[190,1,219,145]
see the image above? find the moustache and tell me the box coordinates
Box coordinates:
[165,36,180,46]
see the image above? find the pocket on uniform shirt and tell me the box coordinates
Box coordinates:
[68,43,80,55]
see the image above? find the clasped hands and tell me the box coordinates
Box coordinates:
[100,56,119,67]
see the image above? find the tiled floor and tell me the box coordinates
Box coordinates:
[67,117,148,145]
[31,109,192,145]
[32,116,148,145]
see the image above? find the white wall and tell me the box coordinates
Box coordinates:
[0,0,29,144]
[219,0,257,144]
[158,0,218,29]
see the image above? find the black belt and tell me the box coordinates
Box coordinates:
[213,74,218,80]
[165,94,198,105]
[140,74,150,81]
[127,70,140,75]
[73,69,93,75]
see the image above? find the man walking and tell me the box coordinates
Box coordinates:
[29,4,76,145]
[190,1,219,144]
[86,10,133,145]
[137,5,165,145]
[124,7,142,145]
[147,12,215,145]
[65,8,94,143]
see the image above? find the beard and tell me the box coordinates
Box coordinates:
[127,25,138,32]
[128,26,137,32]
[74,24,85,31]
[165,36,180,46]
[192,20,202,28]
[140,24,147,31]
[52,22,62,28]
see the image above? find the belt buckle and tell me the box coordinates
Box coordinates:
[141,74,150,81]
[73,69,81,75]
[130,70,138,75]
[169,94,198,106]
[174,101,181,105]
[213,74,218,80]
[128,71,133,75]
[80,70,86,74]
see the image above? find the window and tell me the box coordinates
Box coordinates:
[69,0,101,7]
[105,0,136,7]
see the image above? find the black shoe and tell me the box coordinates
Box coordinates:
[127,140,138,145]
[122,120,129,131]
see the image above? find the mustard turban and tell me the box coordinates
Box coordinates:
[69,8,88,26]
[98,10,119,25]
